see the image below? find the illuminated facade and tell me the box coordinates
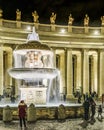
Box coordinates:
[0,13,104,99]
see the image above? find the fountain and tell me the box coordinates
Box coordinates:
[8,27,60,105]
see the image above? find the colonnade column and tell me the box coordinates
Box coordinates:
[59,50,65,94]
[5,51,13,87]
[82,49,89,94]
[66,49,73,99]
[98,50,104,97]
[0,47,3,95]
[92,54,98,93]
[76,53,82,91]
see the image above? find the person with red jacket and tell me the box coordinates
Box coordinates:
[18,100,27,129]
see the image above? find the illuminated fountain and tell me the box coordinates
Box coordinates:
[8,27,60,105]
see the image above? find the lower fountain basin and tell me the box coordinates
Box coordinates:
[8,68,59,79]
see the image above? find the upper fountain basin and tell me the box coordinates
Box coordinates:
[8,68,59,79]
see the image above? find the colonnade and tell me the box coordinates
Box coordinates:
[55,48,104,99]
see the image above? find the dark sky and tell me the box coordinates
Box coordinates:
[0,0,104,26]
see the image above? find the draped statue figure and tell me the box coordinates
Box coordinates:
[101,16,104,26]
[32,10,39,23]
[84,14,89,26]
[0,8,3,19]
[68,13,74,25]
[16,9,21,21]
[50,12,56,24]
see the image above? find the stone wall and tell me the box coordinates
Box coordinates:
[0,105,84,121]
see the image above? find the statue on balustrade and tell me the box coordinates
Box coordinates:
[32,10,39,23]
[101,16,104,26]
[68,13,74,25]
[50,12,56,24]
[0,8,3,19]
[84,14,89,26]
[16,9,21,21]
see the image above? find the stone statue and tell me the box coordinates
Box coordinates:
[27,27,39,41]
[68,13,74,25]
[32,11,39,23]
[84,14,89,26]
[50,12,56,24]
[0,8,3,19]
[101,16,104,26]
[16,9,21,21]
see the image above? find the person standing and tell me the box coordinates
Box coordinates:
[18,100,27,129]
[97,105,103,119]
[83,98,90,121]
[90,98,96,121]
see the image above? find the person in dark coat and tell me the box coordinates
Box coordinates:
[97,105,103,119]
[83,98,90,121]
[90,98,96,121]
[18,100,27,129]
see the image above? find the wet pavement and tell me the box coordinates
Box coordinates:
[0,116,104,130]
[0,98,103,130]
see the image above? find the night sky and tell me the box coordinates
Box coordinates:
[0,0,104,26]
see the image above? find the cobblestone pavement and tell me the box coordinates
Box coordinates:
[0,117,104,130]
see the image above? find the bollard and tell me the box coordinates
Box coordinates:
[3,105,12,122]
[58,104,66,122]
[27,103,36,122]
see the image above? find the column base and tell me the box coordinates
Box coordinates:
[66,94,74,99]
[51,24,56,31]
[16,21,21,28]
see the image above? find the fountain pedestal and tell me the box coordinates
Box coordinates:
[20,87,47,105]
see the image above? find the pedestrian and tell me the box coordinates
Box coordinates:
[18,100,27,129]
[78,95,81,104]
[83,98,90,121]
[90,98,96,121]
[97,105,103,119]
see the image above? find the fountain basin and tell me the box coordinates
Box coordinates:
[8,68,59,79]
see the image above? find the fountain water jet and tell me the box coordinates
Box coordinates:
[8,27,60,105]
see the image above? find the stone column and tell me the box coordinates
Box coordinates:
[5,51,13,87]
[66,49,73,98]
[0,47,3,95]
[68,26,72,33]
[34,23,39,30]
[76,52,82,91]
[0,19,3,26]
[16,21,21,28]
[101,27,104,34]
[98,50,104,96]
[92,54,98,93]
[82,49,89,94]
[51,24,56,31]
[84,27,89,33]
[59,50,65,94]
